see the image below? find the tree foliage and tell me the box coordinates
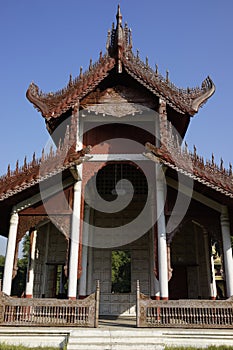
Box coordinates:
[111,250,131,293]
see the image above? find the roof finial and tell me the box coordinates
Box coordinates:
[79,66,83,78]
[106,29,111,51]
[68,74,73,87]
[89,58,93,71]
[116,4,122,26]
[229,163,232,176]
[15,160,19,174]
[7,164,10,177]
[220,158,224,171]
[129,28,133,49]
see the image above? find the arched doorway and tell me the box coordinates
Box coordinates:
[33,222,68,298]
[169,221,211,299]
[85,162,153,316]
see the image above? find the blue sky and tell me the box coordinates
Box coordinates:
[0,0,232,254]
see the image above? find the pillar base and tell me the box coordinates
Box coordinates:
[68,296,77,301]
[25,294,32,298]
[161,297,168,300]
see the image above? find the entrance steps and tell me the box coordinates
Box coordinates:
[68,329,163,350]
[1,325,233,349]
[67,327,233,350]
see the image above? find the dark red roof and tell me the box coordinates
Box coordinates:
[26,6,215,121]
[145,141,233,199]
[0,138,90,202]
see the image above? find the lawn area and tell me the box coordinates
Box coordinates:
[0,345,61,350]
[165,347,233,350]
[0,344,233,350]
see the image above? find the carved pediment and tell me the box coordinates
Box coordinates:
[80,86,156,118]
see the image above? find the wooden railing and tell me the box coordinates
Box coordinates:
[0,280,100,328]
[136,281,233,328]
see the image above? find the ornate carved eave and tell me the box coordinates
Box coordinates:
[26,55,116,119]
[80,86,156,118]
[145,140,233,199]
[191,76,216,112]
[123,57,215,115]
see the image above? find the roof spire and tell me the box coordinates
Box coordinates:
[116,4,122,27]
[115,4,124,73]
[107,4,132,71]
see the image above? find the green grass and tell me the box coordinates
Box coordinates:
[165,347,233,350]
[0,345,61,350]
[0,344,232,350]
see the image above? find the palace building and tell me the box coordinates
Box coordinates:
[1,6,233,318]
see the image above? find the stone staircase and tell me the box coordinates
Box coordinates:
[1,324,233,350]
[67,329,163,350]
[67,328,233,350]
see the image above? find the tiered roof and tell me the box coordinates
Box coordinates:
[0,127,90,202]
[26,5,215,130]
[145,120,233,199]
[0,5,231,237]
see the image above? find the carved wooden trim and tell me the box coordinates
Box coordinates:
[0,280,100,328]
[137,281,233,328]
[81,86,156,118]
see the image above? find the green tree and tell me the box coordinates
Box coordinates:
[111,250,131,293]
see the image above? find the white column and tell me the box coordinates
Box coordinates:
[25,230,37,298]
[68,175,82,299]
[221,206,233,297]
[156,165,168,299]
[210,252,217,299]
[2,210,19,295]
[79,205,90,298]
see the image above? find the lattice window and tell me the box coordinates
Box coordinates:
[96,163,148,196]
